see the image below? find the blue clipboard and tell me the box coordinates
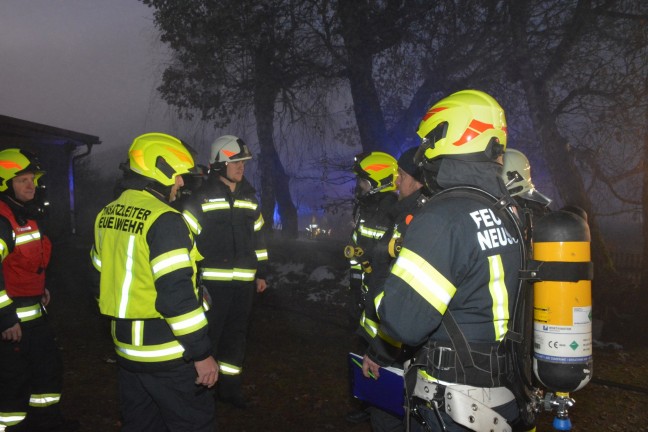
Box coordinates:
[348,352,405,417]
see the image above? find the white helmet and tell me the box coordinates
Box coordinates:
[210,135,252,167]
[502,148,552,206]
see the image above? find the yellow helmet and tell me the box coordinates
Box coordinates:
[353,151,398,194]
[415,89,507,163]
[0,148,45,193]
[128,133,195,186]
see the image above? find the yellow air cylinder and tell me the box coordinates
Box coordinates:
[532,210,593,393]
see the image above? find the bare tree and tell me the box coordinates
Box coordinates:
[505,0,648,306]
[141,0,337,238]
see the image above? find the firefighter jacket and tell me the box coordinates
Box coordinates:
[348,192,398,288]
[359,188,428,360]
[0,198,51,327]
[370,159,522,374]
[91,188,211,372]
[0,216,17,333]
[181,175,268,283]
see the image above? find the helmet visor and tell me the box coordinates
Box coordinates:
[520,188,553,207]
[414,122,448,165]
[355,178,372,198]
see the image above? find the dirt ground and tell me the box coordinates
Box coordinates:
[45,237,648,432]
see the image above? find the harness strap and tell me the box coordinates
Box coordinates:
[419,311,506,387]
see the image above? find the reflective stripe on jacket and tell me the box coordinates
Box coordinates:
[181,176,268,281]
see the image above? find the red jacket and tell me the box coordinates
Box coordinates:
[0,200,51,297]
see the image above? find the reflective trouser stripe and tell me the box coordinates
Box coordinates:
[0,411,27,426]
[29,393,61,407]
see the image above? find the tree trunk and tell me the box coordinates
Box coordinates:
[640,103,648,311]
[338,0,388,153]
[254,43,298,238]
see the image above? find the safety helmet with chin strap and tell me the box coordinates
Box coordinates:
[210,135,252,169]
[353,151,398,197]
[0,148,46,193]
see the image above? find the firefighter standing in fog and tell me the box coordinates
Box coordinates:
[90,133,217,432]
[181,135,268,409]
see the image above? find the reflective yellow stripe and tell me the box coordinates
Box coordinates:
[360,312,378,338]
[219,361,242,375]
[181,210,201,235]
[391,248,456,314]
[29,393,61,407]
[488,255,509,341]
[90,246,102,271]
[118,235,136,318]
[167,307,208,337]
[16,304,42,322]
[254,214,264,231]
[374,291,384,320]
[359,225,385,239]
[201,199,229,212]
[201,267,256,282]
[377,327,402,348]
[151,249,192,280]
[114,339,185,362]
[234,200,257,210]
[0,290,12,308]
[0,411,27,426]
[0,238,8,261]
[132,320,143,346]
[15,230,41,245]
[256,249,268,261]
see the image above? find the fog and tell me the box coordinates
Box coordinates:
[0,0,213,177]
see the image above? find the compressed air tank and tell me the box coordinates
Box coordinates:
[532,210,593,393]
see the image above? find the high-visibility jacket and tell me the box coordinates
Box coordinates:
[91,189,210,371]
[181,176,268,283]
[0,200,50,299]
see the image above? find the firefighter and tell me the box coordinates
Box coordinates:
[0,148,78,432]
[90,133,218,432]
[181,135,268,409]
[502,148,552,243]
[362,90,523,431]
[345,151,398,424]
[358,146,433,431]
[346,151,398,326]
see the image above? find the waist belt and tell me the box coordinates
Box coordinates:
[420,342,507,387]
[412,372,514,432]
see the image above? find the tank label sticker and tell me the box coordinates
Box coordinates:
[573,306,592,326]
[534,323,592,359]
